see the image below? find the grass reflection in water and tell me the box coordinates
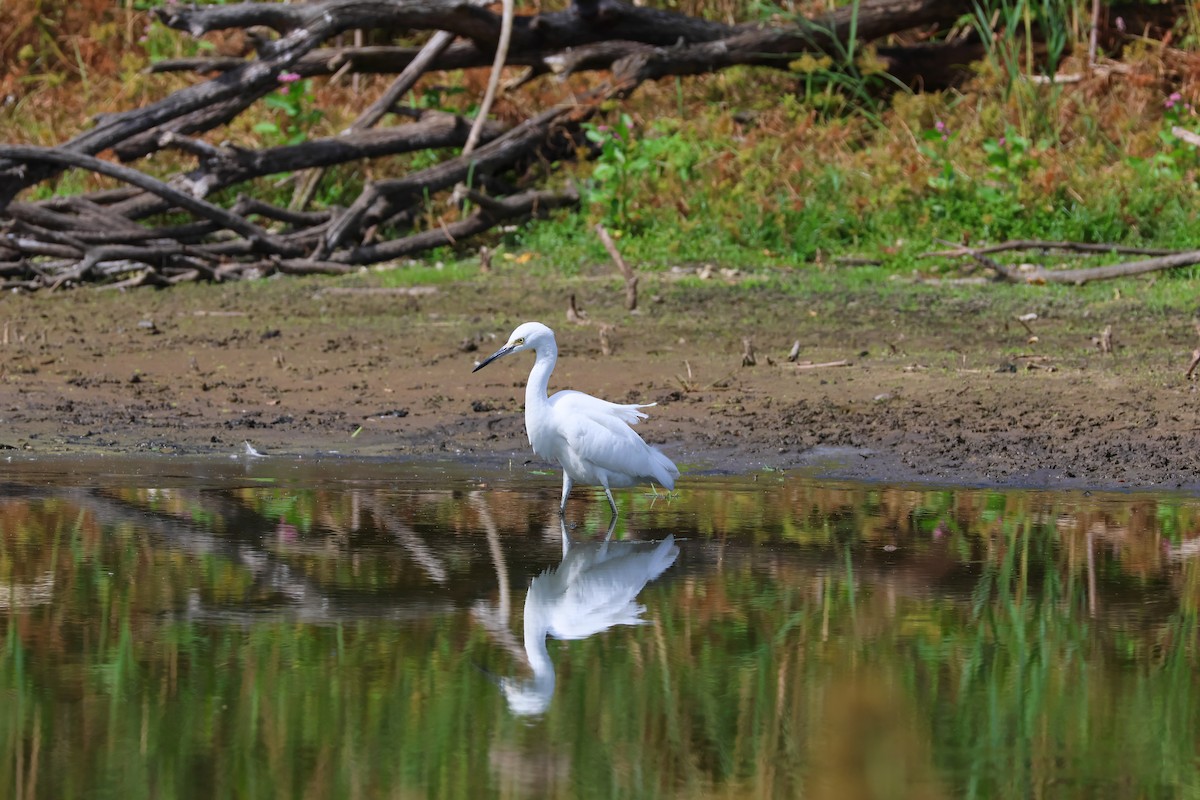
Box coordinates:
[0,464,1197,799]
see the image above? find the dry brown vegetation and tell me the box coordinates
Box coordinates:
[5,0,1200,290]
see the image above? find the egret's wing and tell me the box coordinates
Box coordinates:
[562,411,654,472]
[548,391,678,488]
[551,390,653,426]
[549,573,647,638]
[547,538,679,639]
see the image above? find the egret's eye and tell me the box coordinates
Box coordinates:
[514,337,525,346]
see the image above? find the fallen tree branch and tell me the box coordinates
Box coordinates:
[162,0,739,47]
[463,0,512,157]
[0,0,1041,290]
[0,17,341,204]
[924,238,1179,258]
[954,245,1200,285]
[292,30,460,211]
[794,359,852,370]
[333,186,578,264]
[322,104,580,253]
[357,33,458,131]
[0,145,295,254]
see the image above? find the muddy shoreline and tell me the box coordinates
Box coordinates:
[2,273,1199,491]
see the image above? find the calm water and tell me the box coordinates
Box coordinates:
[1,456,1199,799]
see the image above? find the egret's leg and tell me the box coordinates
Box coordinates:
[558,472,573,515]
[603,515,618,543]
[602,480,619,518]
[558,517,571,558]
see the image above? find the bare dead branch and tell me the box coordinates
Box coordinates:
[970,248,1200,284]
[292,30,461,211]
[794,359,852,370]
[594,223,637,311]
[322,104,580,254]
[162,0,739,47]
[924,239,1179,258]
[0,18,341,204]
[335,186,577,264]
[358,32,458,131]
[0,146,295,254]
[0,0,1068,291]
[463,0,513,158]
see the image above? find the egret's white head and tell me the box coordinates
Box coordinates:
[500,676,555,717]
[472,322,556,372]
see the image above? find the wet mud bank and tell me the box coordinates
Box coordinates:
[2,273,1199,491]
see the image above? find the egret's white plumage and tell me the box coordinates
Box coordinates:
[503,519,679,715]
[473,321,679,516]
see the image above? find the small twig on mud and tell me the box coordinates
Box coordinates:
[1015,312,1038,336]
[1092,325,1113,354]
[566,292,587,324]
[793,359,852,370]
[741,337,756,367]
[675,360,696,392]
[599,324,614,356]
[1187,350,1200,380]
[594,223,638,311]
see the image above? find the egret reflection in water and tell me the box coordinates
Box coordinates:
[503,518,680,716]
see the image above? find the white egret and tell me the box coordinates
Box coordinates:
[472,321,679,517]
[503,518,679,716]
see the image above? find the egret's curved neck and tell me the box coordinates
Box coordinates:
[523,618,554,681]
[524,612,555,686]
[525,341,558,414]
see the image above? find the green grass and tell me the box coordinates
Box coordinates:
[513,108,1200,279]
[372,257,480,287]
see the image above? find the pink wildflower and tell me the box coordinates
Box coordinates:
[278,72,302,84]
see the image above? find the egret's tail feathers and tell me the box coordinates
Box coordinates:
[645,535,680,580]
[649,446,680,490]
[609,401,654,426]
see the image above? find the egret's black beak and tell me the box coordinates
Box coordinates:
[472,344,513,372]
[470,661,504,685]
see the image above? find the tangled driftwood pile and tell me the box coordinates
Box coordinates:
[0,0,1166,289]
